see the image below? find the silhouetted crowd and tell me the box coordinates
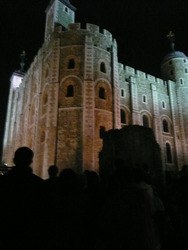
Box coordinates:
[0,147,188,250]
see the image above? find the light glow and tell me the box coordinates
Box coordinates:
[12,74,23,89]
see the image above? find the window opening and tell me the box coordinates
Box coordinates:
[180,79,184,85]
[100,126,105,139]
[143,115,149,127]
[121,109,126,124]
[66,85,74,97]
[68,59,75,69]
[121,89,125,97]
[143,95,147,103]
[162,101,166,109]
[100,62,106,73]
[163,119,169,132]
[99,87,105,99]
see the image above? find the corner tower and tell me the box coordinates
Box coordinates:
[45,0,76,42]
[161,31,188,84]
[161,32,188,168]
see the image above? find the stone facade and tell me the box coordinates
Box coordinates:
[2,0,188,178]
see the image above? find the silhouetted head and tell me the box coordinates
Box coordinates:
[84,170,99,189]
[48,165,58,178]
[59,168,77,190]
[13,147,33,167]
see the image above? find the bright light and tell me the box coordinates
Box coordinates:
[12,74,23,89]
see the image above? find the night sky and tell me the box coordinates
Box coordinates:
[1,0,188,159]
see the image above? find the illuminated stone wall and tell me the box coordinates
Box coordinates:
[117,61,188,171]
[2,22,120,178]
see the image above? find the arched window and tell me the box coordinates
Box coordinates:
[99,87,105,99]
[68,59,75,69]
[100,62,106,73]
[121,109,126,124]
[66,85,74,97]
[163,119,169,133]
[143,115,149,127]
[166,143,172,163]
[100,126,105,139]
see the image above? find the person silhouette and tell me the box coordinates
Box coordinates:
[45,164,60,191]
[48,164,58,178]
[1,147,45,249]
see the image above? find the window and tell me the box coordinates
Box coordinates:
[185,68,188,73]
[68,59,75,69]
[66,85,74,97]
[143,115,149,127]
[166,143,172,163]
[162,101,166,109]
[65,7,68,12]
[99,87,105,99]
[142,95,147,103]
[163,119,169,133]
[180,78,184,85]
[121,109,126,124]
[100,62,106,73]
[100,126,105,139]
[121,89,125,97]
[184,59,187,63]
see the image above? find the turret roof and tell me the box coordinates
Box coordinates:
[162,50,188,63]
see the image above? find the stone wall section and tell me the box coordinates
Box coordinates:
[83,35,95,171]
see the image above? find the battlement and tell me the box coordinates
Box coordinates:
[118,64,169,86]
[67,23,113,41]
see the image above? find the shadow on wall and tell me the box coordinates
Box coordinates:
[99,125,164,187]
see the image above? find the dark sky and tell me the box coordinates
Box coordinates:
[1,0,188,159]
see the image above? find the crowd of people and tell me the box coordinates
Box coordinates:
[0,146,188,250]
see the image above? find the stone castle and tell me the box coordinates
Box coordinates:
[2,0,188,179]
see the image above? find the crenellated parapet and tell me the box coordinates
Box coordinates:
[118,63,175,90]
[67,23,113,41]
[54,23,116,51]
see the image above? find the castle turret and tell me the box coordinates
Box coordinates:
[161,32,188,168]
[161,31,188,85]
[45,0,76,42]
